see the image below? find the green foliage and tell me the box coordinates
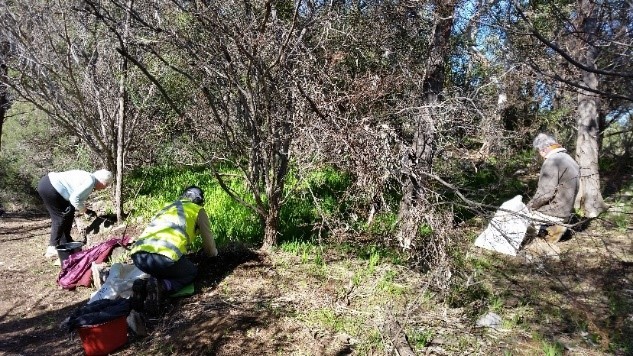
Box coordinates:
[489,295,504,313]
[446,149,534,223]
[364,212,398,237]
[336,242,405,266]
[447,281,490,311]
[301,308,364,337]
[0,103,94,209]
[376,270,407,296]
[540,340,565,356]
[418,223,433,237]
[280,166,352,241]
[408,328,434,349]
[125,165,262,245]
[125,165,357,246]
[606,288,633,354]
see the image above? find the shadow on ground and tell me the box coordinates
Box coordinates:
[0,298,88,355]
[120,242,272,355]
[484,231,633,353]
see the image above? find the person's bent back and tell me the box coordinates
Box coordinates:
[129,185,217,316]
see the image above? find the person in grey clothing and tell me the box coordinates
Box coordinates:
[37,169,113,258]
[527,133,580,240]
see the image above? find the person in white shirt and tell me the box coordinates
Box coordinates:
[37,169,113,258]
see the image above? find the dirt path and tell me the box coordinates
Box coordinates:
[1,213,632,355]
[0,214,93,355]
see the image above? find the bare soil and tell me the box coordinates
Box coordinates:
[0,210,631,355]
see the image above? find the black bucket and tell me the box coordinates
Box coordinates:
[57,242,84,263]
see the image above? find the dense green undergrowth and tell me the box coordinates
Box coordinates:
[123,165,357,247]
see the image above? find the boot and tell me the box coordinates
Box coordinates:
[144,277,165,317]
[127,310,148,336]
[545,225,567,243]
[131,278,149,312]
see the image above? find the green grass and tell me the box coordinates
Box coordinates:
[408,328,434,349]
[300,308,364,336]
[376,270,408,296]
[541,340,565,356]
[125,165,359,247]
[489,295,504,313]
[125,165,262,245]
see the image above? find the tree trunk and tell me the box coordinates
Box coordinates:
[574,0,607,218]
[115,0,133,222]
[397,0,456,249]
[397,108,435,249]
[575,67,607,217]
[262,195,281,249]
[261,131,290,249]
[0,41,9,151]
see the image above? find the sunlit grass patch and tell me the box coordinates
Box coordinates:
[125,165,262,245]
[300,308,364,335]
[540,339,565,356]
[407,327,434,349]
[376,270,408,296]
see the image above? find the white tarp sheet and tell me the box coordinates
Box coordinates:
[474,195,531,256]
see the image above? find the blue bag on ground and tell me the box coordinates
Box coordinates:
[61,298,130,332]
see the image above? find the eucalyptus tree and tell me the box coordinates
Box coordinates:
[0,0,154,220]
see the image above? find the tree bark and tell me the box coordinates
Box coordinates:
[575,62,607,217]
[0,41,9,151]
[574,0,608,218]
[115,0,133,222]
[397,0,456,249]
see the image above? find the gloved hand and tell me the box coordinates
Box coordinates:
[85,209,98,218]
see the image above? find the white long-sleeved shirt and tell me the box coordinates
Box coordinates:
[48,170,97,213]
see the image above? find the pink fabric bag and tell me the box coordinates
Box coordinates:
[57,236,131,289]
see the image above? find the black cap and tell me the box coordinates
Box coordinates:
[181,185,205,206]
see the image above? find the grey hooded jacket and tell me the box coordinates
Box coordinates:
[527,149,580,219]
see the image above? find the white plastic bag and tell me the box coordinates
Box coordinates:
[474,195,530,256]
[88,263,148,304]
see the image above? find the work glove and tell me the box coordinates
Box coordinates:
[85,209,98,218]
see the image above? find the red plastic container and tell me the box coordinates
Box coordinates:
[77,315,128,355]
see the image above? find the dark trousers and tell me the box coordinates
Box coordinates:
[37,175,75,246]
[132,251,197,292]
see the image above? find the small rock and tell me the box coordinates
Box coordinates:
[476,312,502,329]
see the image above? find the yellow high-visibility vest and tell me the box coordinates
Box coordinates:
[130,199,201,261]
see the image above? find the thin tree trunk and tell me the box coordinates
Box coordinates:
[262,177,284,249]
[115,0,133,222]
[397,0,455,249]
[0,41,9,151]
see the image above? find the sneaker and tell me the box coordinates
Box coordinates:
[44,246,58,258]
[127,310,148,336]
[130,278,148,312]
[144,277,165,317]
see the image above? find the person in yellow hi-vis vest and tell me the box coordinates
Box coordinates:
[130,186,218,316]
